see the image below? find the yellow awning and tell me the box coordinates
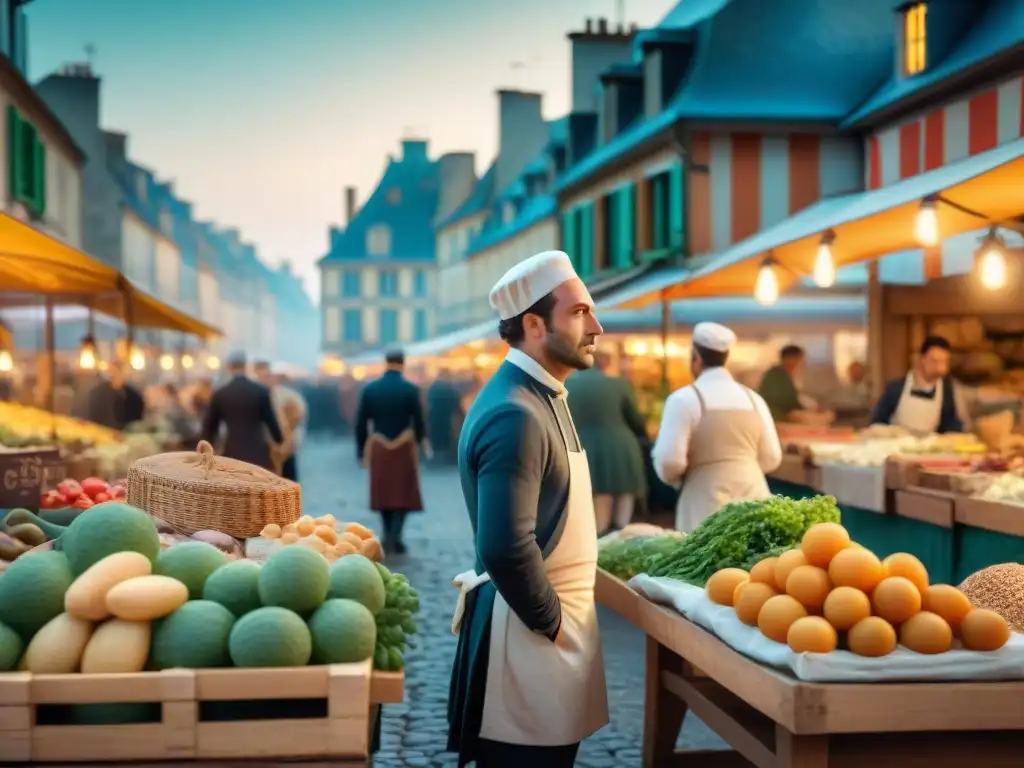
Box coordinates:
[87,285,221,339]
[0,213,120,295]
[612,137,1024,307]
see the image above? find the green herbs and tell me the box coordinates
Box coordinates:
[646,495,840,586]
[372,563,419,671]
[597,534,687,581]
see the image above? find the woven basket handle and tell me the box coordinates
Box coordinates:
[195,440,217,479]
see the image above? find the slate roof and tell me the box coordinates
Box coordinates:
[435,161,495,231]
[319,143,440,263]
[463,195,557,259]
[556,0,899,192]
[843,0,1024,126]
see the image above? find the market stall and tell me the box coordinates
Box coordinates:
[596,499,1024,766]
[0,444,416,764]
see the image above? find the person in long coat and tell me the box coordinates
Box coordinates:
[355,349,429,555]
[427,369,463,465]
[565,353,647,535]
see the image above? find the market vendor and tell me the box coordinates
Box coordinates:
[758,345,833,424]
[652,322,782,532]
[870,335,964,435]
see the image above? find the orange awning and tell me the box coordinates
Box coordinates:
[608,137,1024,308]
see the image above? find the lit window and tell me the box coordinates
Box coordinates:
[366,224,391,256]
[387,188,402,205]
[903,3,927,76]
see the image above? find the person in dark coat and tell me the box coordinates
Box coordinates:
[200,350,283,470]
[426,369,463,465]
[87,361,145,430]
[871,335,964,435]
[355,349,429,554]
[566,352,647,535]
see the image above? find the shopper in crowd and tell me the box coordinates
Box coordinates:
[566,350,647,535]
[254,361,308,482]
[652,323,782,532]
[87,360,145,431]
[758,344,833,424]
[448,250,608,768]
[200,350,282,469]
[870,335,963,435]
[355,349,429,555]
[426,368,463,465]
[161,382,198,448]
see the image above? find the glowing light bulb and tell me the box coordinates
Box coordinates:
[181,354,194,370]
[754,262,779,305]
[813,242,836,288]
[206,355,220,371]
[159,353,175,371]
[78,346,96,370]
[914,201,939,247]
[0,350,12,372]
[978,245,1007,290]
[129,347,146,371]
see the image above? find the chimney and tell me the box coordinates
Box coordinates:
[585,18,593,33]
[102,131,127,166]
[495,90,548,195]
[344,186,357,225]
[35,66,102,151]
[329,226,343,250]
[597,17,608,34]
[401,139,428,163]
[436,152,477,223]
[567,17,637,113]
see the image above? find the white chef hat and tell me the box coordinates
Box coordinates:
[489,250,579,320]
[692,322,737,353]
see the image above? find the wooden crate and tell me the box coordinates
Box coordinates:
[28,668,196,763]
[0,671,31,763]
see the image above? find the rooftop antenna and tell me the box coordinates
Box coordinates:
[615,0,625,28]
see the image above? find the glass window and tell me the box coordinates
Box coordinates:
[414,309,428,341]
[379,309,398,345]
[343,309,362,342]
[366,224,391,256]
[378,271,398,297]
[323,269,340,298]
[342,270,361,297]
[903,3,927,76]
[413,270,427,297]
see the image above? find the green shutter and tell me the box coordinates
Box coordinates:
[669,162,684,249]
[651,175,667,249]
[611,187,633,269]
[623,183,635,266]
[32,134,46,215]
[561,211,578,269]
[579,203,594,278]
[7,106,21,204]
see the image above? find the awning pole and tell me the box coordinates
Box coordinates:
[660,292,670,394]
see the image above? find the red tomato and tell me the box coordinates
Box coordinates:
[58,479,82,502]
[92,492,111,503]
[81,477,110,500]
[72,495,94,510]
[108,485,127,500]
[40,490,67,509]
[40,492,57,509]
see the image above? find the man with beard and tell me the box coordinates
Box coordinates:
[448,251,608,768]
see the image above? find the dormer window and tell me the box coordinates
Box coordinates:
[159,208,173,237]
[903,2,927,76]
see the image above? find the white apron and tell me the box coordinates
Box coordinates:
[891,374,943,435]
[452,434,609,746]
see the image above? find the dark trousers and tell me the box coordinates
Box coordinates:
[282,455,298,482]
[379,509,407,545]
[476,738,579,768]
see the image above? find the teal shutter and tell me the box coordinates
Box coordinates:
[623,183,635,266]
[669,162,684,249]
[652,176,667,249]
[561,210,578,269]
[611,188,631,269]
[33,134,45,215]
[579,204,594,278]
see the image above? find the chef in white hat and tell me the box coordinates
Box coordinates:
[651,322,783,532]
[448,250,608,768]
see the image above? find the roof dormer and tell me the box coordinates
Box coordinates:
[898,1,929,78]
[640,30,696,119]
[599,64,644,144]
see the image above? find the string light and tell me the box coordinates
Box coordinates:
[0,350,12,372]
[754,257,779,305]
[206,354,221,371]
[914,197,940,247]
[159,353,175,371]
[812,230,837,288]
[78,335,97,370]
[976,228,1007,290]
[129,346,146,371]
[181,353,194,370]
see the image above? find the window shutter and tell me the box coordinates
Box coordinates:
[652,175,666,249]
[623,183,636,266]
[579,204,594,278]
[7,106,21,204]
[561,211,578,270]
[669,162,684,248]
[33,134,46,215]
[18,120,36,202]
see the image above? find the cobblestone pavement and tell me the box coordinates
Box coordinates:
[299,437,726,767]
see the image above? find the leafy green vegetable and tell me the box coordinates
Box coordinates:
[646,495,840,586]
[597,534,687,581]
[372,562,419,671]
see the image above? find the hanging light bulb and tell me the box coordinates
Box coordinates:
[976,228,1008,291]
[914,197,940,247]
[129,346,146,371]
[813,231,837,288]
[159,353,175,371]
[78,335,97,370]
[754,257,779,305]
[181,353,195,370]
[207,354,221,371]
[0,350,12,372]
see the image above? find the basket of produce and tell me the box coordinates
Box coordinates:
[126,440,300,538]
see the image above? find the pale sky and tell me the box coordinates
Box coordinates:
[27,0,677,298]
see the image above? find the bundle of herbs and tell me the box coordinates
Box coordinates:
[597,534,687,581]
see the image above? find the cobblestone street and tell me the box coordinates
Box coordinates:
[299,437,725,767]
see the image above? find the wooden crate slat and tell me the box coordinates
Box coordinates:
[371,671,405,703]
[328,661,372,719]
[30,669,194,704]
[194,665,328,700]
[196,718,366,759]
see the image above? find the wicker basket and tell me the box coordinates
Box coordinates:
[126,440,301,538]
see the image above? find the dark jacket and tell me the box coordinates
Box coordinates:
[870,375,964,434]
[758,364,801,421]
[201,375,283,469]
[566,367,647,496]
[87,381,145,430]
[426,379,463,459]
[355,370,426,461]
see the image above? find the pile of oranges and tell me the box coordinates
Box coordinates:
[705,522,1011,656]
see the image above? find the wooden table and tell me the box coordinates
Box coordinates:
[596,570,1024,767]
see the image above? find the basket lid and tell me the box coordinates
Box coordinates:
[130,440,295,492]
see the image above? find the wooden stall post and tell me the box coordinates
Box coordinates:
[660,293,671,394]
